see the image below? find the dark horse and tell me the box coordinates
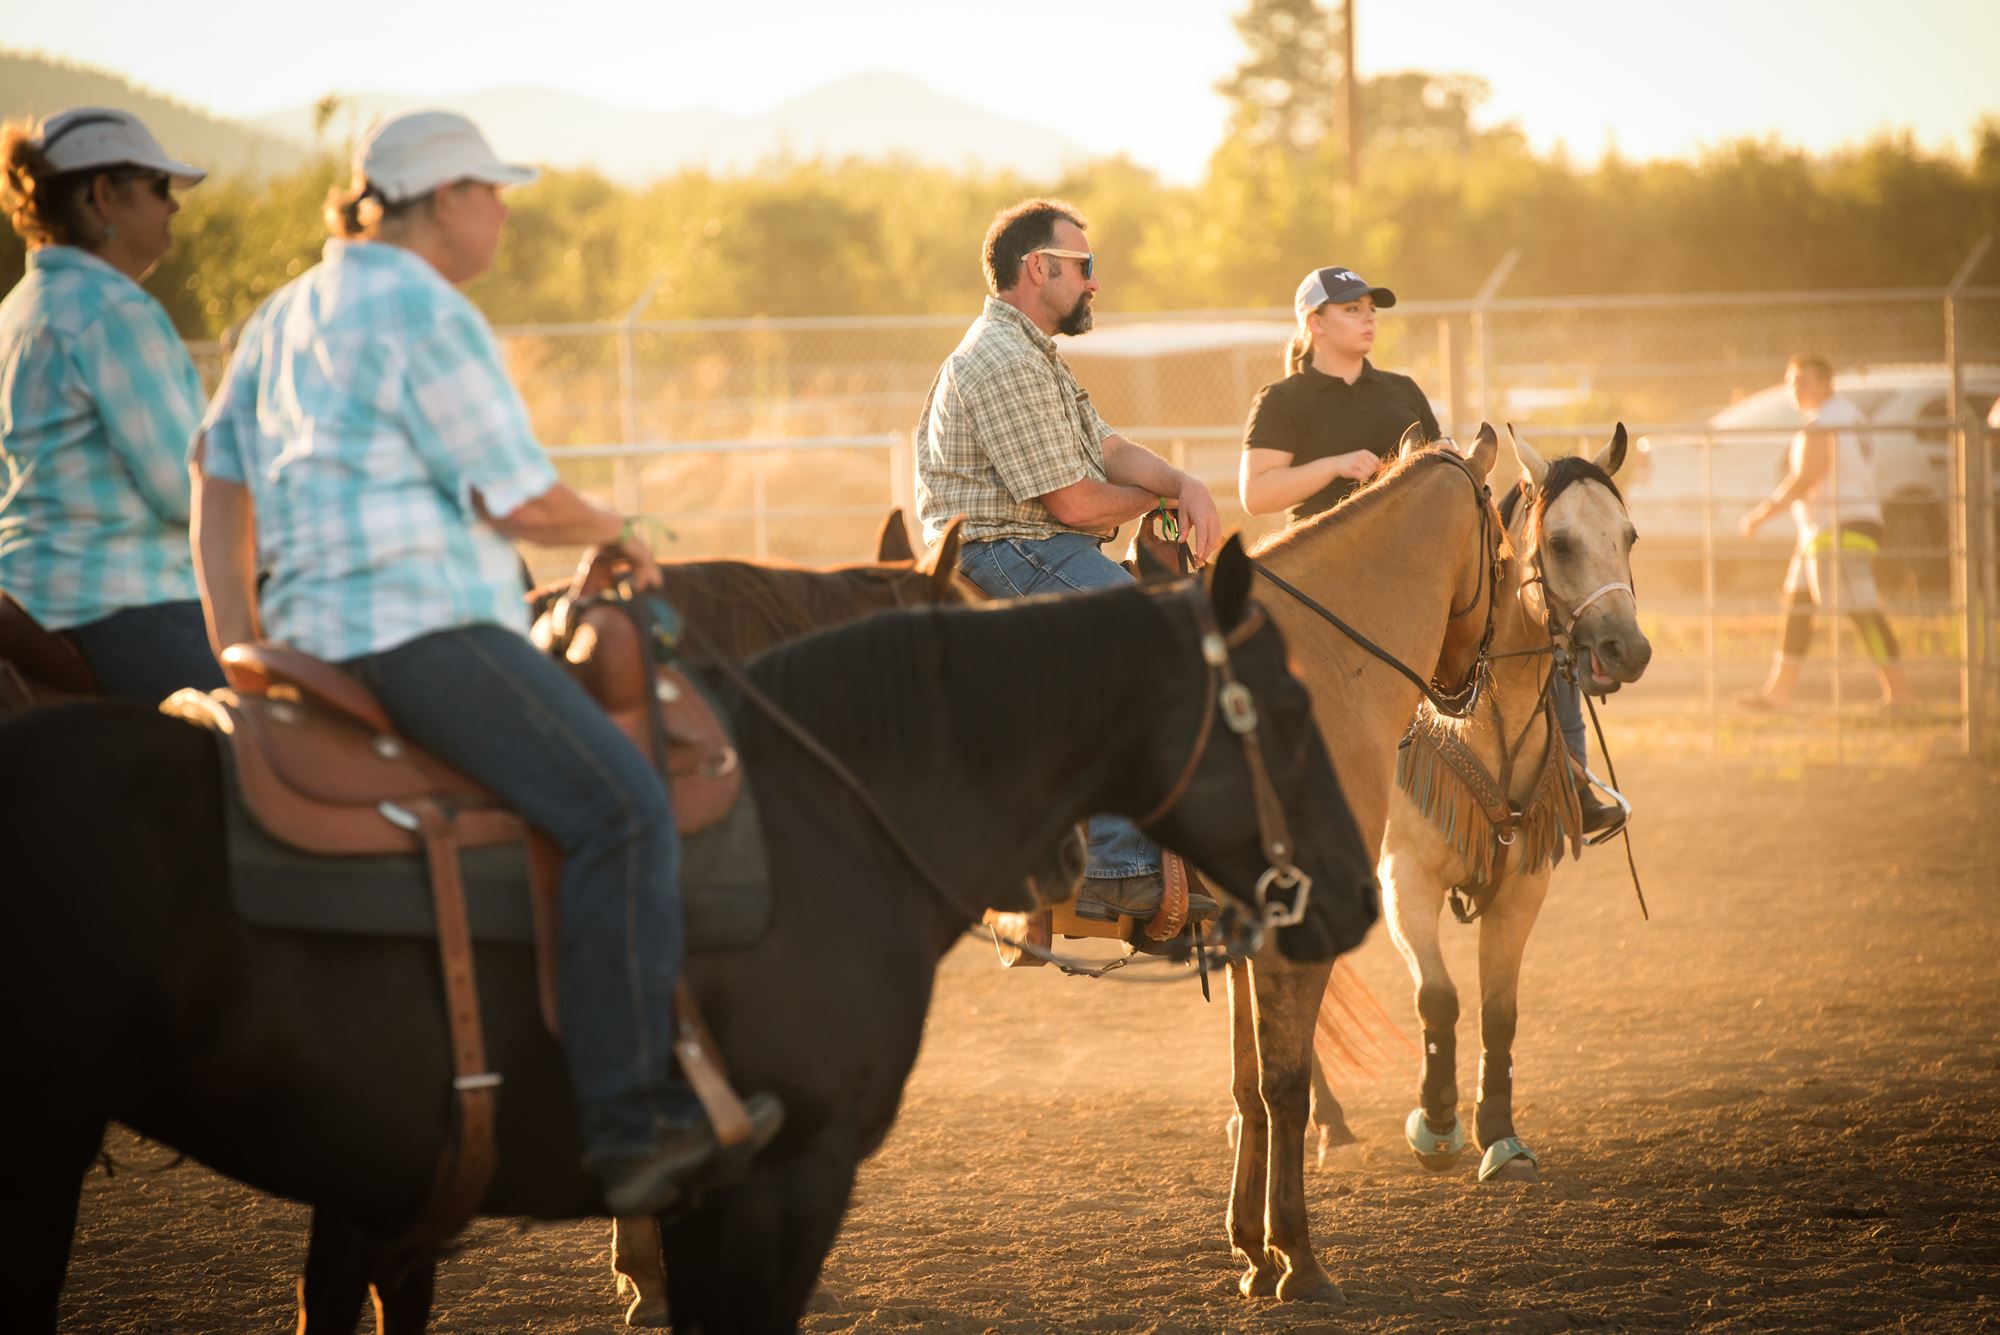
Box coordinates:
[1,539,1378,1335]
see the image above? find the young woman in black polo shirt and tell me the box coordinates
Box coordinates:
[1238,265,1626,836]
[1237,266,1436,523]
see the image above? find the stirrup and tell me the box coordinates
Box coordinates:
[1579,765,1631,845]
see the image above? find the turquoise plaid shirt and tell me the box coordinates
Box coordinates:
[0,246,203,629]
[199,240,558,661]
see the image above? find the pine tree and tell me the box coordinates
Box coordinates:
[1215,0,1346,152]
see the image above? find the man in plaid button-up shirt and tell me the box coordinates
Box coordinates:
[916,198,1222,925]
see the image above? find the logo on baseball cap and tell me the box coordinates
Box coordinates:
[35,107,206,189]
[355,111,539,205]
[1294,266,1396,319]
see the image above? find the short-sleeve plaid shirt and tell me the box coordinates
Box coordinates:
[915,297,1117,544]
[199,240,558,661]
[0,246,203,629]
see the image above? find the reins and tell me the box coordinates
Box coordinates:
[655,581,1318,963]
[1249,451,1506,720]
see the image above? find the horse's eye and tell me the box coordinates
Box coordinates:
[1547,533,1575,558]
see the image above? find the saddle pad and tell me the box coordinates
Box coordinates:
[215,739,771,952]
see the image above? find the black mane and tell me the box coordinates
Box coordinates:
[1505,455,1622,531]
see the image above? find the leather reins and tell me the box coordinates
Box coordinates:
[1249,450,1507,720]
[677,585,1314,934]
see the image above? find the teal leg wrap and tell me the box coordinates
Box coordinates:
[1404,1107,1468,1166]
[1477,1136,1539,1182]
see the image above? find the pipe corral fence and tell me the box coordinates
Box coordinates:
[188,258,2000,762]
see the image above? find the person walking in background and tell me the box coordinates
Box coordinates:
[1738,354,1910,711]
[190,110,779,1216]
[914,196,1222,925]
[0,106,224,701]
[1238,265,1626,835]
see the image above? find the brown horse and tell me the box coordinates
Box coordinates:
[1378,425,1650,1182]
[1226,428,1506,1302]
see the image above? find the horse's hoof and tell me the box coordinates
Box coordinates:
[1275,1269,1345,1304]
[623,1295,669,1328]
[1404,1108,1467,1168]
[1477,1136,1540,1183]
[1239,1265,1280,1298]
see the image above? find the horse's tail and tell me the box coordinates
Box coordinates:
[1311,958,1419,1085]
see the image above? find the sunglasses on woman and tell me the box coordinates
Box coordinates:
[1029,247,1094,281]
[112,168,173,202]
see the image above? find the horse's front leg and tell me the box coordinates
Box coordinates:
[612,1216,668,1328]
[1382,837,1468,1166]
[1474,868,1552,1182]
[1253,955,1342,1303]
[1223,958,1278,1297]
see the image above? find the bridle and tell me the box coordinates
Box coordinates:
[1250,448,1508,720]
[1136,592,1313,934]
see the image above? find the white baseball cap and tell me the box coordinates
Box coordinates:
[36,107,206,189]
[356,111,539,204]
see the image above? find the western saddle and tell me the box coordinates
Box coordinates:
[162,594,756,1243]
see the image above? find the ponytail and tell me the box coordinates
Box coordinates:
[323,174,426,240]
[1286,327,1312,376]
[1,119,95,248]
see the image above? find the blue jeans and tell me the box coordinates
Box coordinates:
[66,599,224,704]
[1552,673,1588,767]
[958,533,1161,880]
[344,623,696,1162]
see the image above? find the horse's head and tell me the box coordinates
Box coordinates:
[1506,425,1652,694]
[1138,537,1377,964]
[1396,422,1507,705]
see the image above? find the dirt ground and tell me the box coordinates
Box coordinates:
[60,754,2000,1333]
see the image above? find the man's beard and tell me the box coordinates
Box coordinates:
[1057,293,1093,337]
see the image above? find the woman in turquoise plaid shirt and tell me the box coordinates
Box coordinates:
[190,111,780,1218]
[0,107,224,701]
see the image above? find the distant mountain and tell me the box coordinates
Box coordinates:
[0,51,311,177]
[247,73,1090,181]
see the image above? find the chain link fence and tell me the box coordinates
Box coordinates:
[186,273,2000,761]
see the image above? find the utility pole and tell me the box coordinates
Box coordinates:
[1342,0,1360,189]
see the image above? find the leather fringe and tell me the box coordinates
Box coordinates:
[1395,711,1584,889]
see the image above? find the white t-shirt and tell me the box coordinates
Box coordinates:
[1788,394,1880,544]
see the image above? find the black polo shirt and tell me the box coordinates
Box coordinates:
[1241,360,1440,524]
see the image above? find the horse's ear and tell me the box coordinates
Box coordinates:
[1206,534,1252,630]
[876,508,915,563]
[917,515,964,594]
[1592,422,1629,478]
[1466,422,1499,480]
[1505,422,1547,491]
[1396,420,1431,458]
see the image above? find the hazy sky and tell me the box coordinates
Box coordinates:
[9,0,1996,180]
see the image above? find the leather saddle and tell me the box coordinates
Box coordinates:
[161,598,761,1242]
[0,592,98,710]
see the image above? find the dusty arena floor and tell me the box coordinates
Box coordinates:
[62,755,2000,1332]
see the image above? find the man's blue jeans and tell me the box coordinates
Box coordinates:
[344,623,696,1163]
[958,533,1161,880]
[66,599,224,703]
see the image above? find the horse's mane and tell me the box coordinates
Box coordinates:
[1499,456,1623,534]
[1250,445,1478,560]
[659,561,925,658]
[741,582,1179,783]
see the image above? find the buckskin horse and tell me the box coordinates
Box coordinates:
[1219,428,1509,1302]
[1375,424,1651,1183]
[0,538,1375,1335]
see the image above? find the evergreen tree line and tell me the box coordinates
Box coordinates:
[5,65,1994,340]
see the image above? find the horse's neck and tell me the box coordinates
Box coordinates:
[744,591,1183,926]
[1259,470,1473,849]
